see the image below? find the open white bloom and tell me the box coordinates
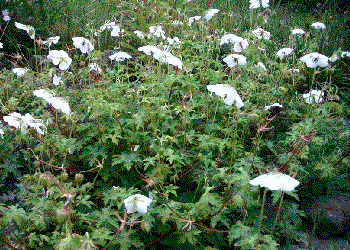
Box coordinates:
[311,22,326,29]
[252,27,270,40]
[100,21,124,37]
[3,112,46,135]
[303,90,324,104]
[249,0,269,9]
[134,30,145,39]
[43,36,60,46]
[52,74,63,86]
[138,45,162,56]
[188,16,201,26]
[223,54,247,67]
[265,103,282,110]
[277,48,294,60]
[12,68,28,76]
[291,28,305,35]
[0,42,3,49]
[149,25,166,39]
[250,172,300,192]
[220,34,243,45]
[255,62,267,71]
[233,39,249,53]
[300,52,328,68]
[124,194,152,214]
[139,46,182,69]
[47,50,72,70]
[72,37,94,53]
[204,8,219,21]
[109,52,132,62]
[207,84,244,108]
[167,37,182,45]
[33,89,71,115]
[89,63,102,72]
[15,22,35,39]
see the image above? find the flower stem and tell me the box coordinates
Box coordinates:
[256,188,267,249]
[271,191,284,236]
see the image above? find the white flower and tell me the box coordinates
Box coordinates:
[290,68,300,73]
[0,42,3,49]
[328,53,339,62]
[43,36,60,46]
[0,128,4,138]
[72,37,94,53]
[149,25,166,39]
[255,62,267,71]
[311,22,326,29]
[139,46,182,69]
[134,30,145,39]
[188,16,201,26]
[233,39,249,52]
[249,0,269,9]
[167,37,182,45]
[109,52,132,62]
[265,103,282,110]
[88,63,102,72]
[47,50,72,70]
[21,113,46,135]
[204,9,219,21]
[220,34,243,45]
[138,45,162,56]
[341,51,350,58]
[3,112,27,134]
[100,22,124,37]
[172,20,183,26]
[207,84,244,108]
[300,52,328,68]
[52,74,62,86]
[250,172,300,192]
[276,48,294,60]
[303,90,324,104]
[252,27,270,40]
[223,54,247,68]
[33,89,71,115]
[291,28,305,35]
[124,194,152,214]
[12,68,28,76]
[15,22,35,39]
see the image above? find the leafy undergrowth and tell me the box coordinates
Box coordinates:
[0,0,350,249]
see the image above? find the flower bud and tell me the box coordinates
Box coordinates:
[75,173,84,185]
[39,172,58,187]
[140,221,151,232]
[60,171,69,182]
[56,208,71,224]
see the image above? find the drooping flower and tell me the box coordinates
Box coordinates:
[223,54,247,68]
[15,22,35,39]
[12,68,28,76]
[207,84,244,108]
[124,194,152,214]
[265,103,282,110]
[33,89,71,115]
[249,0,269,9]
[291,28,305,35]
[188,16,201,26]
[134,30,145,39]
[72,37,94,53]
[204,8,219,21]
[43,36,60,47]
[250,172,300,192]
[21,113,46,135]
[88,63,102,72]
[149,25,166,39]
[138,45,182,69]
[255,62,267,71]
[303,90,324,104]
[0,42,3,49]
[47,50,72,70]
[276,48,294,60]
[109,52,132,62]
[311,22,326,29]
[300,52,328,68]
[100,21,124,37]
[3,112,46,135]
[252,27,270,40]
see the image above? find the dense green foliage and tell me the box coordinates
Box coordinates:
[0,0,350,249]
